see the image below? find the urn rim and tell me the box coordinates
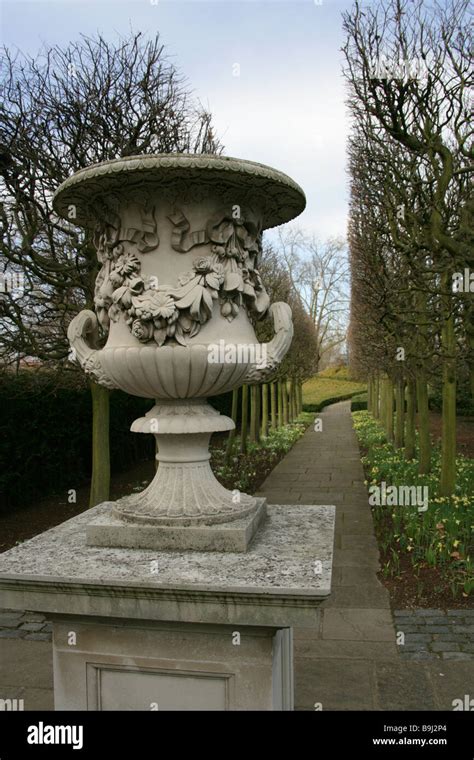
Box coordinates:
[52,152,306,231]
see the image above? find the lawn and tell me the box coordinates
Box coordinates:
[302,366,367,411]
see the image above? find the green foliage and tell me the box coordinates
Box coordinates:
[352,411,474,598]
[0,372,151,512]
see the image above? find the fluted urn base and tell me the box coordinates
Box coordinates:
[86,399,267,552]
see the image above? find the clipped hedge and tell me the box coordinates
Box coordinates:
[0,371,232,513]
[351,392,368,411]
[303,392,358,413]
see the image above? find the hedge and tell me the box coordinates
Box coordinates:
[303,391,366,413]
[351,392,368,411]
[0,372,232,513]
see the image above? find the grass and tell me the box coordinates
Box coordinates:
[316,366,355,379]
[352,410,474,600]
[303,367,366,411]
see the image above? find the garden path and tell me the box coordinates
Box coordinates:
[256,400,474,710]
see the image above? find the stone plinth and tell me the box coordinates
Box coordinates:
[0,503,335,711]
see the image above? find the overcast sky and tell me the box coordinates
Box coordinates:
[1,0,356,241]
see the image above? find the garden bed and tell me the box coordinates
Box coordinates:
[352,411,474,608]
[210,414,312,493]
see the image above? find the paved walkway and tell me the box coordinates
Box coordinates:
[256,401,474,710]
[0,400,472,710]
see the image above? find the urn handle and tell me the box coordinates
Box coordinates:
[67,310,117,390]
[242,302,294,384]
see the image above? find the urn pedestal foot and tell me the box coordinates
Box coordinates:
[86,498,267,552]
[86,399,266,552]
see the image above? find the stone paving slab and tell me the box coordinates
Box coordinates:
[321,584,391,609]
[332,548,380,568]
[374,662,439,710]
[295,639,398,660]
[295,658,376,710]
[322,608,395,641]
[340,535,378,550]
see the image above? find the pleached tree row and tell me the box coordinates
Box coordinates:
[343,0,472,495]
[225,378,305,459]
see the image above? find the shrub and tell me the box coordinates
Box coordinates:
[0,370,231,512]
[351,392,368,411]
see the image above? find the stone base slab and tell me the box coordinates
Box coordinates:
[86,498,267,552]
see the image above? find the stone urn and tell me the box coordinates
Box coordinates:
[53,154,305,551]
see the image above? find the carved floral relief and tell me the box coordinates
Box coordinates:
[92,203,271,347]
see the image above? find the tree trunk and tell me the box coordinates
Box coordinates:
[380,375,393,443]
[250,385,257,443]
[379,376,386,429]
[225,387,239,462]
[415,289,431,473]
[240,384,249,454]
[394,377,405,449]
[288,378,295,422]
[439,300,457,495]
[255,383,261,443]
[416,374,431,474]
[277,380,283,428]
[405,378,416,461]
[298,382,303,414]
[261,383,268,438]
[373,374,380,418]
[468,312,474,399]
[367,375,373,414]
[292,378,298,419]
[385,376,394,442]
[89,381,110,508]
[270,382,277,429]
[282,379,289,425]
